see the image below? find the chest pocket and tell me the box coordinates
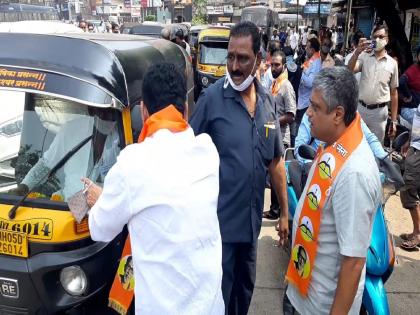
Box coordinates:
[258,122,276,163]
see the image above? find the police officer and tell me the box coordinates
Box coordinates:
[190,21,289,315]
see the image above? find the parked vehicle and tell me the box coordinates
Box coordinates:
[0,32,194,314]
[241,5,279,39]
[195,26,230,99]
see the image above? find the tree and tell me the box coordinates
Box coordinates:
[145,15,157,22]
[192,0,207,25]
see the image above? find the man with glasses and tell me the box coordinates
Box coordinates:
[190,21,289,315]
[348,24,399,143]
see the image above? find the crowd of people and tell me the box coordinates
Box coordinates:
[76,20,419,315]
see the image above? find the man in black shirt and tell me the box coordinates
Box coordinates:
[190,21,289,315]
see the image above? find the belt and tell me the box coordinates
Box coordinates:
[359,100,388,110]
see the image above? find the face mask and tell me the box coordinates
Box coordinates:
[95,118,116,135]
[374,38,387,51]
[224,57,258,91]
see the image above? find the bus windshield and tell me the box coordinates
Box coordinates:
[241,10,267,27]
[0,91,121,204]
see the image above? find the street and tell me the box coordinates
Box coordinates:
[248,189,420,314]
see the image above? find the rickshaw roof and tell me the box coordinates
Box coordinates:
[198,27,230,42]
[0,33,188,109]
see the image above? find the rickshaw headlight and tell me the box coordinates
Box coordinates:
[60,266,88,296]
[201,76,209,87]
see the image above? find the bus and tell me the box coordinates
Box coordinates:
[240,5,279,39]
[0,4,59,22]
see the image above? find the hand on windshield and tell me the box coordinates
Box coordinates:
[81,178,102,208]
[9,183,29,196]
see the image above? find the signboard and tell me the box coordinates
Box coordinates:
[214,5,223,14]
[223,5,233,14]
[303,3,331,14]
[218,16,231,23]
[124,0,131,8]
[141,0,147,8]
[206,6,215,15]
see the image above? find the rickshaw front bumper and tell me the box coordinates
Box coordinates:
[0,232,125,314]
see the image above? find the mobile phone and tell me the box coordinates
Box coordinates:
[369,40,376,49]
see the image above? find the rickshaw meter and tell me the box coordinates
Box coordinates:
[60,266,88,296]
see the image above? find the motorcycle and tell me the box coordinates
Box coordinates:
[283,131,409,315]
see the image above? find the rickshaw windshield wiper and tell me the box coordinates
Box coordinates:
[8,135,93,219]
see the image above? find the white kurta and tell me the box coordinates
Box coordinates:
[89,128,224,315]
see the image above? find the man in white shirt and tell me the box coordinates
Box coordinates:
[290,29,299,51]
[85,63,224,315]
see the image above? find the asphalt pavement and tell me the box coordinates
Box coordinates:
[248,189,420,315]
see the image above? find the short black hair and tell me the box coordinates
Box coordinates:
[267,40,281,55]
[142,63,186,115]
[272,50,286,65]
[282,46,294,57]
[372,24,388,35]
[308,37,320,52]
[229,21,261,55]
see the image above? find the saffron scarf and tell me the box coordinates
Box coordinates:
[271,70,288,97]
[285,113,363,296]
[108,105,188,314]
[302,51,321,70]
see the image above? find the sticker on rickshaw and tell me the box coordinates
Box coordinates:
[0,229,28,258]
[0,218,53,240]
[0,67,47,91]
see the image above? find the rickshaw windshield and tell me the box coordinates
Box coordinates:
[0,90,121,204]
[199,42,228,65]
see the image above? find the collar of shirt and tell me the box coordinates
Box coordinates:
[368,51,390,61]
[223,77,269,104]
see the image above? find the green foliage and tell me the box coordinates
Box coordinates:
[192,0,207,25]
[145,15,156,22]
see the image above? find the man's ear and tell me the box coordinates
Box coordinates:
[334,106,345,125]
[257,51,262,67]
[141,101,149,123]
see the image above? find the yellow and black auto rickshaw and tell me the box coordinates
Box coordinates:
[0,32,194,314]
[195,27,230,98]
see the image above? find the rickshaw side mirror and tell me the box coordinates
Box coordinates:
[392,131,409,151]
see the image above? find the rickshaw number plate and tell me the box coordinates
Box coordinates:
[0,229,28,258]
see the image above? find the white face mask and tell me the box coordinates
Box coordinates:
[374,38,387,51]
[224,57,258,91]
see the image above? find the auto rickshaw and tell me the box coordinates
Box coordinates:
[195,27,230,99]
[0,32,194,314]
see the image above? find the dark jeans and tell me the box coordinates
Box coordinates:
[222,241,258,315]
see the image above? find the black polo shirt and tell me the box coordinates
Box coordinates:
[190,78,284,243]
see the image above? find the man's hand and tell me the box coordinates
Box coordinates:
[355,38,371,55]
[278,215,289,247]
[402,95,413,103]
[9,183,29,196]
[81,178,102,208]
[388,122,397,139]
[401,140,410,157]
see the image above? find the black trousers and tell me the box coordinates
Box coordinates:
[222,241,258,315]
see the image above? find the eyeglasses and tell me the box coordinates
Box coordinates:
[372,35,387,40]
